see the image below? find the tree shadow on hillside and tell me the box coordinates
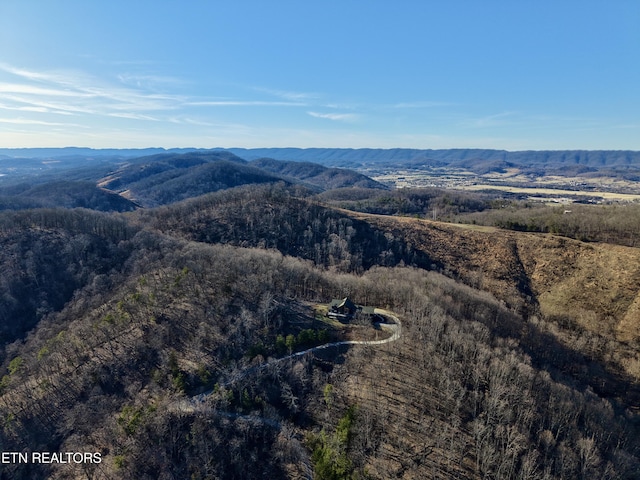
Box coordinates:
[481,305,640,413]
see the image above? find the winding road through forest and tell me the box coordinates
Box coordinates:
[224,307,400,388]
[169,308,401,479]
[174,308,401,412]
[278,307,402,359]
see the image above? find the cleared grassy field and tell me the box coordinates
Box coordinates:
[371,168,640,200]
[459,184,640,201]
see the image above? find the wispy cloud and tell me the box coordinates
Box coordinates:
[107,112,161,121]
[252,86,318,102]
[458,111,629,135]
[0,62,62,83]
[308,111,359,122]
[0,117,87,128]
[0,62,186,119]
[0,93,99,115]
[393,100,456,108]
[188,100,305,107]
[176,117,252,131]
[117,73,187,89]
[0,102,53,114]
[0,83,95,97]
[462,111,519,128]
[0,62,321,136]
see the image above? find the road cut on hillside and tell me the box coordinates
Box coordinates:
[175,308,401,413]
[286,307,401,357]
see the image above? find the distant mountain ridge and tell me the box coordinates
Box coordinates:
[227,147,640,168]
[3,147,640,168]
[0,150,387,210]
[96,151,391,207]
[97,151,286,207]
[3,147,640,186]
[249,157,386,190]
[0,147,199,159]
[0,180,137,212]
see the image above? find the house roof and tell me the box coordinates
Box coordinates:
[337,297,356,310]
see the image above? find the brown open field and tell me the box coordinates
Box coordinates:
[459,183,640,201]
[371,168,640,200]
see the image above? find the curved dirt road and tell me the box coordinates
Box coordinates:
[179,308,401,408]
[287,307,401,357]
[168,309,401,480]
[226,308,401,383]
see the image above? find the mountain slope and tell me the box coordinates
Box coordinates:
[250,157,387,190]
[1,225,638,479]
[0,185,639,479]
[0,209,135,348]
[227,147,640,168]
[98,152,287,207]
[4,147,640,175]
[137,184,432,273]
[97,151,385,207]
[342,212,640,392]
[0,181,138,211]
[345,212,640,335]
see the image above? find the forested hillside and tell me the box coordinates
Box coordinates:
[0,181,138,212]
[97,152,286,207]
[228,147,640,170]
[0,181,639,479]
[3,147,640,179]
[250,158,387,190]
[137,184,433,272]
[0,150,387,206]
[0,209,134,347]
[319,187,640,248]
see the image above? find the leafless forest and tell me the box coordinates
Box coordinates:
[0,154,639,479]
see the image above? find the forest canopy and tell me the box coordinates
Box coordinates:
[0,151,639,479]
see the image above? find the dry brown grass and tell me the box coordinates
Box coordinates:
[341,210,640,381]
[348,211,640,335]
[459,184,640,201]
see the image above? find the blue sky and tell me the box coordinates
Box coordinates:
[0,1,638,150]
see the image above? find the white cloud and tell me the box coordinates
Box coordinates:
[461,111,519,128]
[0,117,87,128]
[307,111,359,121]
[188,100,304,107]
[117,73,186,89]
[252,86,317,102]
[0,62,61,83]
[107,112,161,121]
[0,83,94,97]
[393,101,456,108]
[0,62,189,120]
[0,103,50,114]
